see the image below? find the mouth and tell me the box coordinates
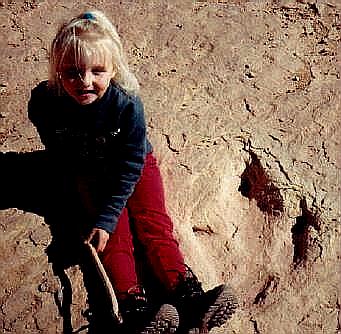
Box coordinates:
[77,89,97,96]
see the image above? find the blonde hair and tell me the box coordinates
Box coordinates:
[49,10,139,95]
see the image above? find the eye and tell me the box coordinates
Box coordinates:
[92,67,107,76]
[61,68,80,79]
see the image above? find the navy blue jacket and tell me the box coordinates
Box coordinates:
[28,81,152,233]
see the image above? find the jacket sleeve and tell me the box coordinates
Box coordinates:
[95,95,147,233]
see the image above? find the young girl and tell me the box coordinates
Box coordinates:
[28,10,237,334]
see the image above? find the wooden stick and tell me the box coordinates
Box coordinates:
[85,241,122,324]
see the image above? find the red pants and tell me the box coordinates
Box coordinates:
[101,153,186,297]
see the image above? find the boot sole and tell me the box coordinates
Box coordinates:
[191,284,238,333]
[140,304,180,334]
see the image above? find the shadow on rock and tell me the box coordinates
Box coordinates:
[0,150,122,333]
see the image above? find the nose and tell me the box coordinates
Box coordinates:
[79,70,92,86]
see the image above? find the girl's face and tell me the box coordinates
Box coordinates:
[59,53,115,105]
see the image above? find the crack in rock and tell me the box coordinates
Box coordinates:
[250,317,261,334]
[162,133,180,153]
[254,274,280,305]
[192,224,215,235]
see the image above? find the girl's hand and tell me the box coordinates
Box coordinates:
[86,228,110,253]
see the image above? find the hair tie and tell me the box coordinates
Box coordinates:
[82,12,95,20]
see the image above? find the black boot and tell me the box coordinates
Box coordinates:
[120,285,179,334]
[172,268,238,333]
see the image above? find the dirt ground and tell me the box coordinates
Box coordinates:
[0,0,340,333]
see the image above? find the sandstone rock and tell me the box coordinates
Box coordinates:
[0,1,340,333]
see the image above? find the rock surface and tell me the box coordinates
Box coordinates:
[0,0,340,333]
